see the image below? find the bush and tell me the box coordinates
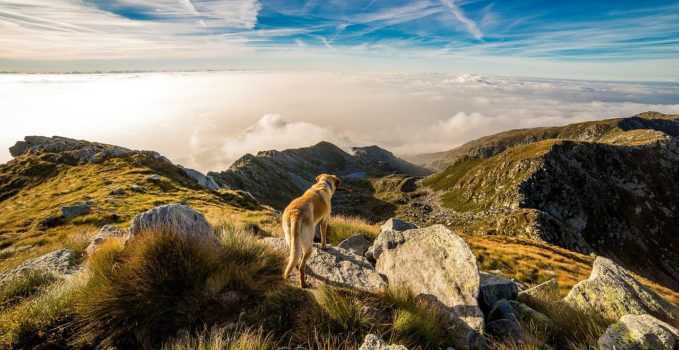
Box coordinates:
[73,226,284,348]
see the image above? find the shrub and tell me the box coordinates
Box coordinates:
[163,326,275,350]
[73,226,284,348]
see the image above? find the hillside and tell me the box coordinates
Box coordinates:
[410,111,679,171]
[0,136,265,272]
[411,112,679,291]
[208,141,430,211]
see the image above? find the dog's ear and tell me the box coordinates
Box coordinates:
[316,174,322,183]
[333,175,342,188]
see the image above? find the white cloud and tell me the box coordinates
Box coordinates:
[220,114,355,165]
[440,0,483,40]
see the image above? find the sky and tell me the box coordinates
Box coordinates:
[0,0,678,79]
[2,71,678,172]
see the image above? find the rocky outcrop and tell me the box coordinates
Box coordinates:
[0,249,76,284]
[8,135,170,164]
[179,166,221,191]
[86,225,126,255]
[565,257,679,325]
[478,272,518,314]
[127,204,221,250]
[373,224,483,349]
[358,334,408,350]
[262,237,386,292]
[598,314,678,350]
[208,141,430,209]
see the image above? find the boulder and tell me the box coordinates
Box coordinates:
[380,218,417,233]
[598,314,678,350]
[508,300,554,333]
[564,257,679,325]
[488,299,517,323]
[486,319,524,343]
[86,225,126,255]
[359,334,408,350]
[127,204,221,250]
[61,202,91,219]
[337,233,372,256]
[478,272,518,315]
[262,237,386,292]
[519,278,559,300]
[373,224,483,349]
[0,249,76,284]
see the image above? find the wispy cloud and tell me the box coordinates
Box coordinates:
[440,0,483,40]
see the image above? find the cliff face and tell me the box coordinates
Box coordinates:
[208,141,430,209]
[418,113,679,291]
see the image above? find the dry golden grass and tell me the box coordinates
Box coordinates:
[465,235,679,305]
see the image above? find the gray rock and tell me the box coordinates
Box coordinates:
[61,203,91,219]
[180,166,221,191]
[307,245,387,292]
[478,272,518,315]
[130,184,148,193]
[146,174,162,182]
[508,300,554,333]
[9,140,28,157]
[0,249,76,284]
[373,224,483,349]
[488,299,517,323]
[110,188,126,196]
[127,204,221,250]
[365,245,376,263]
[358,334,408,350]
[519,278,559,300]
[86,225,126,255]
[564,257,679,325]
[262,237,386,292]
[598,314,678,350]
[337,233,372,256]
[486,319,525,342]
[380,218,417,233]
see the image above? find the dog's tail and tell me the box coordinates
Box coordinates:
[284,211,302,279]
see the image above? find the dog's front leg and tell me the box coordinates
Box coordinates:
[320,218,329,250]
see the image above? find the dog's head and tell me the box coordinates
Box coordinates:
[316,174,341,193]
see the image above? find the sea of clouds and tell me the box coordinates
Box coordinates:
[1,71,678,172]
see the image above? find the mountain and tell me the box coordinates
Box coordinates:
[408,112,679,291]
[409,111,679,171]
[208,141,431,210]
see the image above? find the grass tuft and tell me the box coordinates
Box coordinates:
[162,326,275,350]
[314,285,372,332]
[327,215,380,244]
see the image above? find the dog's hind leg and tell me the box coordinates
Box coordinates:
[299,243,312,288]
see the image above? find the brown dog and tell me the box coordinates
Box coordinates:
[282,173,341,288]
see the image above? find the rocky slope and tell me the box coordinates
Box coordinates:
[413,112,679,292]
[208,141,430,210]
[410,111,679,171]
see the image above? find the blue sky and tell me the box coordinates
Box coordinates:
[0,0,678,79]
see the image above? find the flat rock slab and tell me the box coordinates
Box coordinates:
[0,249,76,283]
[262,237,386,292]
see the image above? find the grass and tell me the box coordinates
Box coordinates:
[382,287,443,347]
[72,226,284,349]
[0,270,57,310]
[163,326,276,350]
[327,215,380,244]
[314,285,372,331]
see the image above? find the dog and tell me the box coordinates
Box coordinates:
[282,173,341,288]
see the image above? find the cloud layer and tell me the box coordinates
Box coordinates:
[1,71,678,171]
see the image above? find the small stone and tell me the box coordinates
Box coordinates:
[61,203,91,219]
[358,334,408,350]
[146,174,162,182]
[337,233,372,256]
